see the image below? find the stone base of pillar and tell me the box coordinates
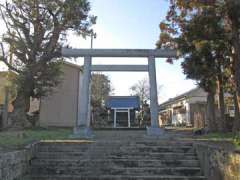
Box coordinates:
[69,126,94,139]
[146,126,165,136]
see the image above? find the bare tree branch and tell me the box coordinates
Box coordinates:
[0,42,21,73]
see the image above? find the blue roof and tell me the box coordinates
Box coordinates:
[105,96,140,109]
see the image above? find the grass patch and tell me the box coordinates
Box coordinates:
[0,128,72,150]
[198,132,240,149]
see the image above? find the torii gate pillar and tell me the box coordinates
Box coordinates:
[147,56,164,136]
[72,56,93,138]
[62,48,177,138]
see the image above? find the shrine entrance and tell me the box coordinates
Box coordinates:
[105,96,140,128]
[61,48,177,137]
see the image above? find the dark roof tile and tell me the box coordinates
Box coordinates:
[106,96,140,109]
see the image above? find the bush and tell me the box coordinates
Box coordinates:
[233,132,240,147]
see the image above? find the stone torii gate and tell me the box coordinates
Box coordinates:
[61,48,177,137]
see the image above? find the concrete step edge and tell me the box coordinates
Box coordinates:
[27,175,206,178]
[30,166,202,170]
[31,159,199,162]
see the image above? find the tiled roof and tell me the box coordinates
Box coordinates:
[159,87,207,109]
[105,96,140,109]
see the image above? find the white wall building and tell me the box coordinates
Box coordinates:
[159,88,208,128]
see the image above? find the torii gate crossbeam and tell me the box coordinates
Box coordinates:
[62,48,177,58]
[61,48,178,137]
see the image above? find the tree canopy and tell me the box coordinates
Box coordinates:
[0,0,96,129]
[90,73,113,127]
[157,0,240,132]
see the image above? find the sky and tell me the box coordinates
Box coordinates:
[0,0,197,103]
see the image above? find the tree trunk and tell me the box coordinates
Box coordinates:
[140,99,144,127]
[10,91,30,130]
[218,75,226,132]
[2,87,9,129]
[233,91,240,132]
[206,91,217,132]
[232,22,240,128]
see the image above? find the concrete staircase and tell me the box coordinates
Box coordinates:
[25,131,206,180]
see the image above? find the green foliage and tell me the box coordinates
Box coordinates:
[91,73,112,109]
[233,132,240,147]
[0,128,72,150]
[0,0,96,99]
[199,132,240,149]
[157,0,240,132]
[159,3,230,93]
[90,73,112,127]
[0,0,96,128]
[14,60,64,98]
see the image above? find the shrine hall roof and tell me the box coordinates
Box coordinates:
[105,96,140,109]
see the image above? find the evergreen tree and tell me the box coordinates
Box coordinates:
[0,0,96,129]
[156,1,232,132]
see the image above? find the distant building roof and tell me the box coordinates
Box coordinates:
[63,61,82,70]
[159,87,207,109]
[105,96,140,109]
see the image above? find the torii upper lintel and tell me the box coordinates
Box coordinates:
[61,48,178,58]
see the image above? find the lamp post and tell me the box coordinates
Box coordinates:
[88,32,96,130]
[90,32,97,49]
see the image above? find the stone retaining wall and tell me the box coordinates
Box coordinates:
[194,142,240,180]
[0,143,37,180]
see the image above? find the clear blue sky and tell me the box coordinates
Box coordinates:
[0,0,196,103]
[87,0,196,103]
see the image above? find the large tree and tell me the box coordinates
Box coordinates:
[130,78,150,107]
[90,73,113,127]
[130,78,162,127]
[223,0,240,131]
[157,1,232,132]
[130,78,150,126]
[0,0,96,129]
[91,73,112,110]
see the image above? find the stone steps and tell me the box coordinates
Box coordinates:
[26,175,206,180]
[31,159,199,167]
[30,167,202,176]
[37,145,194,153]
[38,140,193,145]
[35,152,197,160]
[24,132,206,180]
[37,141,193,147]
[37,151,195,158]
